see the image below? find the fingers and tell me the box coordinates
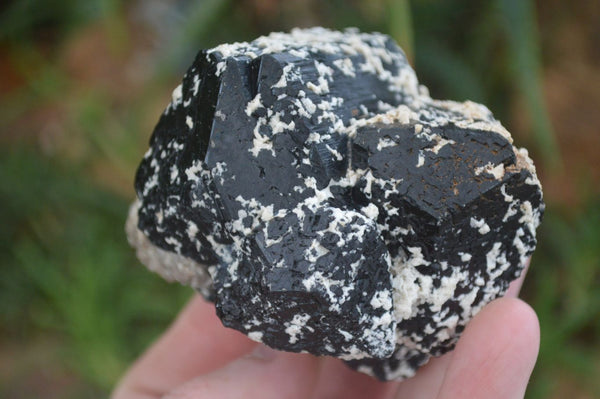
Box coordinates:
[391,351,454,399]
[435,297,540,399]
[162,346,320,399]
[393,257,534,398]
[112,295,257,399]
[305,254,536,399]
[113,256,536,399]
[311,357,400,399]
[506,257,531,298]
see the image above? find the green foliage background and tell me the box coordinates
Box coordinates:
[1,1,598,397]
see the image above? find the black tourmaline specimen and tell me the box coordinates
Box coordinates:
[126,28,544,381]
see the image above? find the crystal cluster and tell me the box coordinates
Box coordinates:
[126,28,544,380]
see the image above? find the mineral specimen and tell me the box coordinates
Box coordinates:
[126,27,544,381]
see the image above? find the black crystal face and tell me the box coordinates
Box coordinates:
[343,120,543,380]
[130,28,544,381]
[214,206,396,359]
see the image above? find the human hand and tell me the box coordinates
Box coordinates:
[112,267,538,399]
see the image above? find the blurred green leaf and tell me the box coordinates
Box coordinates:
[159,0,234,73]
[416,39,485,102]
[0,148,190,391]
[497,0,561,168]
[0,0,123,41]
[525,197,600,398]
[387,0,414,63]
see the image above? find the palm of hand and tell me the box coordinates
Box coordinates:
[112,275,538,399]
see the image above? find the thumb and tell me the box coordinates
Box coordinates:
[435,298,540,399]
[162,345,320,399]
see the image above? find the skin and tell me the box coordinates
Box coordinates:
[112,263,538,399]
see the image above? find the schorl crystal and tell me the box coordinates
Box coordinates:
[126,27,544,381]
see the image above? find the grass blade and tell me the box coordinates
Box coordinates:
[387,0,414,64]
[497,0,561,169]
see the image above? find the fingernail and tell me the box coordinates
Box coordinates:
[246,344,279,362]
